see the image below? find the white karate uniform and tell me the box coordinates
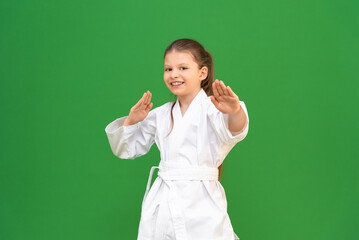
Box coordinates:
[105,88,249,240]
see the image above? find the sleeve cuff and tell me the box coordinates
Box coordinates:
[222,101,249,144]
[105,116,141,135]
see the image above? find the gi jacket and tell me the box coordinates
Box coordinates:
[105,88,249,240]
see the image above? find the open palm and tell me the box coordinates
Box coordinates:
[125,91,153,125]
[210,79,241,114]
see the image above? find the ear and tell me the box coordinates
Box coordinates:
[199,66,208,81]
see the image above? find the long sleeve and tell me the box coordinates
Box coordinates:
[104,109,157,159]
[207,100,249,146]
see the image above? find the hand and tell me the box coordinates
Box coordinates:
[123,91,153,126]
[210,79,241,114]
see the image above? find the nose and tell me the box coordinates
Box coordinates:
[170,69,179,78]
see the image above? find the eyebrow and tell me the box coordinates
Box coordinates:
[164,63,188,67]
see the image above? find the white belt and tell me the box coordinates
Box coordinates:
[144,162,219,240]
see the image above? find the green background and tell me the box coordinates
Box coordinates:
[1,0,358,239]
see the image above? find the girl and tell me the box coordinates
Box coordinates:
[105,38,249,240]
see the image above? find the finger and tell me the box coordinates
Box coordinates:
[219,81,229,96]
[210,95,220,107]
[216,79,225,96]
[147,91,152,104]
[212,81,220,98]
[142,91,151,108]
[134,92,146,108]
[227,86,236,97]
[145,102,153,112]
[143,91,149,102]
[143,91,150,105]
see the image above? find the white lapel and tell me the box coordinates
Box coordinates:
[166,88,208,163]
[171,88,208,137]
[174,88,208,121]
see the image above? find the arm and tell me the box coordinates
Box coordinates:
[210,79,249,141]
[105,114,156,159]
[104,91,156,159]
[227,104,248,133]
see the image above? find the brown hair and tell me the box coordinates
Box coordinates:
[163,38,224,181]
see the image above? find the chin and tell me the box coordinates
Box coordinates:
[166,85,182,94]
[171,88,186,95]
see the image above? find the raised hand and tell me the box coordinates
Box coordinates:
[210,79,241,114]
[123,91,153,126]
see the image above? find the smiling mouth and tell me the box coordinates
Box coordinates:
[171,82,184,86]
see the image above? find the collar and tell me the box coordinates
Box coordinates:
[175,88,208,106]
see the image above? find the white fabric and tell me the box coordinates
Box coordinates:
[105,88,249,240]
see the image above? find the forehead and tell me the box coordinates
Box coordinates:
[164,50,196,66]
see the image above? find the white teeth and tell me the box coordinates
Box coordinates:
[171,82,183,86]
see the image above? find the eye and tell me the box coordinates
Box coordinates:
[164,67,187,71]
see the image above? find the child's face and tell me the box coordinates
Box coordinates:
[164,50,207,99]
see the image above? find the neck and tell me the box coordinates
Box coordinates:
[178,88,201,108]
